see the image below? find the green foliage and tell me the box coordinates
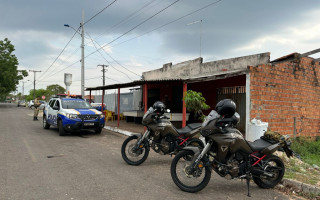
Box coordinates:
[46,84,65,97]
[25,84,65,101]
[183,90,210,121]
[291,137,320,166]
[0,38,28,99]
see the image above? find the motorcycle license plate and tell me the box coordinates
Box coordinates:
[84,123,94,126]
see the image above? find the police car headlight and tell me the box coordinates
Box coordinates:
[67,114,78,119]
[100,114,104,118]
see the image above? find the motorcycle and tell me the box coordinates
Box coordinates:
[121,106,204,166]
[170,108,293,196]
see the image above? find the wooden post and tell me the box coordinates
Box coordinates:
[143,84,148,131]
[144,84,148,113]
[101,90,105,112]
[118,88,120,127]
[182,82,187,128]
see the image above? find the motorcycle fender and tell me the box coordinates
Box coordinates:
[183,146,201,156]
[261,143,281,155]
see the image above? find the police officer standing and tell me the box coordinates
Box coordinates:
[33,96,41,121]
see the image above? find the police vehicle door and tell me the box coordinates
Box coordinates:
[49,100,59,126]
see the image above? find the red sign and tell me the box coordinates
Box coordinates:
[42,96,45,100]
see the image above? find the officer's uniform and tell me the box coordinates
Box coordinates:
[33,98,41,121]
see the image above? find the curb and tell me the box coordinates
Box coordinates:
[278,178,320,196]
[103,126,137,136]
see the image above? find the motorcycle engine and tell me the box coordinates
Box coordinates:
[151,135,175,155]
[226,159,240,177]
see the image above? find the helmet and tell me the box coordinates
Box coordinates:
[153,101,165,114]
[215,99,236,118]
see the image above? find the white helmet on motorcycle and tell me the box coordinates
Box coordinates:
[215,99,236,118]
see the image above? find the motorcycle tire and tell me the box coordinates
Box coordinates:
[171,150,211,193]
[252,155,285,189]
[121,135,150,166]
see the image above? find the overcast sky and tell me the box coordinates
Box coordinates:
[1,0,320,96]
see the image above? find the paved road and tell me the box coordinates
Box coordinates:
[0,103,296,200]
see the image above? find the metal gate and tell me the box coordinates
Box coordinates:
[217,86,246,133]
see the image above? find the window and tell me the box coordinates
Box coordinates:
[49,100,56,108]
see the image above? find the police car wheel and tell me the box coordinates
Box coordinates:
[43,115,50,129]
[58,120,66,136]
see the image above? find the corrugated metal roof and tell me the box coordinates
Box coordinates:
[86,69,247,91]
[86,79,182,91]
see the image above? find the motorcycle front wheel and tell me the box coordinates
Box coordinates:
[171,150,211,193]
[253,155,285,189]
[121,135,150,166]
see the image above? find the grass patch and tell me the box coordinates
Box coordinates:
[291,137,320,166]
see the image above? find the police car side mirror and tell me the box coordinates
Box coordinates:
[53,105,59,110]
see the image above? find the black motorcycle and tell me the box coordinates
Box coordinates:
[170,99,293,196]
[121,101,204,166]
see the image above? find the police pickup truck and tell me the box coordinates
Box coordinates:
[43,96,105,136]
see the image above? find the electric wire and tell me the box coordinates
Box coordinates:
[86,33,134,81]
[87,32,141,77]
[85,0,180,59]
[111,0,224,48]
[84,0,159,47]
[83,0,118,26]
[37,26,80,82]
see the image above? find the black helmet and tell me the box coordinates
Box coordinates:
[215,99,236,118]
[153,101,165,114]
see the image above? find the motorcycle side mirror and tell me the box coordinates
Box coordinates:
[166,109,170,113]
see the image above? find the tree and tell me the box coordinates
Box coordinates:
[183,90,210,122]
[0,38,28,100]
[46,84,65,97]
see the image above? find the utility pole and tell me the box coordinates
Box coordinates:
[81,9,85,98]
[97,64,108,86]
[29,70,42,99]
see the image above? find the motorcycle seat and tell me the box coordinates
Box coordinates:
[176,123,202,135]
[248,138,273,152]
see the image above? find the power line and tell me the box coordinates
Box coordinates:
[83,0,118,26]
[86,0,180,59]
[111,0,224,48]
[37,27,80,82]
[86,33,134,81]
[88,34,141,77]
[84,0,159,47]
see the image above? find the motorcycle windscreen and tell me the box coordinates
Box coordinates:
[202,110,220,128]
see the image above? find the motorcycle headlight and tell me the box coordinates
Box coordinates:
[100,114,104,119]
[67,114,78,119]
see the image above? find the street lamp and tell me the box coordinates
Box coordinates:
[187,20,203,58]
[64,9,85,98]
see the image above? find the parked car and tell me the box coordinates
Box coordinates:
[91,103,106,111]
[28,100,45,109]
[17,100,26,107]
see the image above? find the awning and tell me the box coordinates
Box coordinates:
[85,69,247,91]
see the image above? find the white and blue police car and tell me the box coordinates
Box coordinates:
[43,96,105,136]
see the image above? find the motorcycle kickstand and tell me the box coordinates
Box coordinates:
[246,175,252,197]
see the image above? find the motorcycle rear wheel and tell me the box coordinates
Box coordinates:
[121,135,150,166]
[253,155,285,189]
[171,150,211,193]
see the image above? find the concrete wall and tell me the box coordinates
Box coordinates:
[249,56,320,137]
[142,53,270,80]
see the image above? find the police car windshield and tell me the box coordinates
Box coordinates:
[61,99,93,109]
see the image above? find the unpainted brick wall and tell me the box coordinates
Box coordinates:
[249,57,320,137]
